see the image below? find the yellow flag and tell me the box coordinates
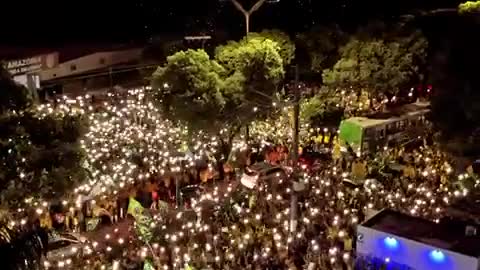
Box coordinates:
[344,238,352,251]
[333,143,341,160]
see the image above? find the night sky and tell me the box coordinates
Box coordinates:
[0,0,465,46]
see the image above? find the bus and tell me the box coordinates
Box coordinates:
[338,101,430,155]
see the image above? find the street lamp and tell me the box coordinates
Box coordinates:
[224,0,280,34]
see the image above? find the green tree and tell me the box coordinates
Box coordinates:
[300,88,344,125]
[322,30,427,99]
[152,49,228,133]
[216,29,294,69]
[459,1,480,13]
[245,30,295,66]
[297,25,347,74]
[152,39,285,168]
[0,65,88,207]
[151,49,243,173]
[0,65,32,113]
[215,36,285,110]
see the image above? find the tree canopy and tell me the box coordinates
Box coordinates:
[322,29,427,98]
[0,66,32,113]
[153,33,288,134]
[215,37,285,109]
[151,32,289,164]
[0,65,87,208]
[151,49,229,134]
[245,30,295,66]
[459,1,480,13]
[297,25,347,74]
[216,29,295,69]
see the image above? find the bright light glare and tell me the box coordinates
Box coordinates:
[429,250,445,263]
[383,237,398,250]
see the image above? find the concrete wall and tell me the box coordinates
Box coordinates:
[357,225,479,270]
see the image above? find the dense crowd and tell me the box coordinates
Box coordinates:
[5,90,477,270]
[76,138,473,270]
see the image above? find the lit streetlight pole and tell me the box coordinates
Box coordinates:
[228,0,279,34]
[226,0,279,142]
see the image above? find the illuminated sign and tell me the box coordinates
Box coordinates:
[6,53,58,76]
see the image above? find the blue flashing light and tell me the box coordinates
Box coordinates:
[429,250,446,263]
[383,237,399,250]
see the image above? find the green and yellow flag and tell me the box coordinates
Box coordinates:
[127,197,144,220]
[143,259,155,270]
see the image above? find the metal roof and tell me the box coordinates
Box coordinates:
[362,209,480,257]
[343,117,392,129]
[343,101,431,129]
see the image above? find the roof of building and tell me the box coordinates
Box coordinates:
[344,101,431,129]
[0,43,141,63]
[342,117,391,128]
[362,209,480,257]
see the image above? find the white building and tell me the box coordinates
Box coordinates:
[5,52,59,98]
[39,48,141,81]
[356,209,480,270]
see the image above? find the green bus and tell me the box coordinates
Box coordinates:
[338,102,430,155]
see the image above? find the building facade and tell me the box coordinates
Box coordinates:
[4,52,59,98]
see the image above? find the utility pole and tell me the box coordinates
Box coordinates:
[109,67,113,92]
[229,0,268,34]
[290,64,300,233]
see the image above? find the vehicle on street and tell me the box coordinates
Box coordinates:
[338,101,430,155]
[241,162,288,189]
[46,232,87,262]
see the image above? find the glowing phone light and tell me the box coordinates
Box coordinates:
[429,250,445,263]
[383,237,398,250]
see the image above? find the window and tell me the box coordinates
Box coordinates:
[386,123,396,135]
[379,128,385,138]
[70,64,77,71]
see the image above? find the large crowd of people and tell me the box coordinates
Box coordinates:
[46,134,475,270]
[5,90,477,270]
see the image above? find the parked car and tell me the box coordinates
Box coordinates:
[46,232,87,262]
[241,162,288,189]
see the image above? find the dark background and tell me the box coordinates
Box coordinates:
[0,0,465,45]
